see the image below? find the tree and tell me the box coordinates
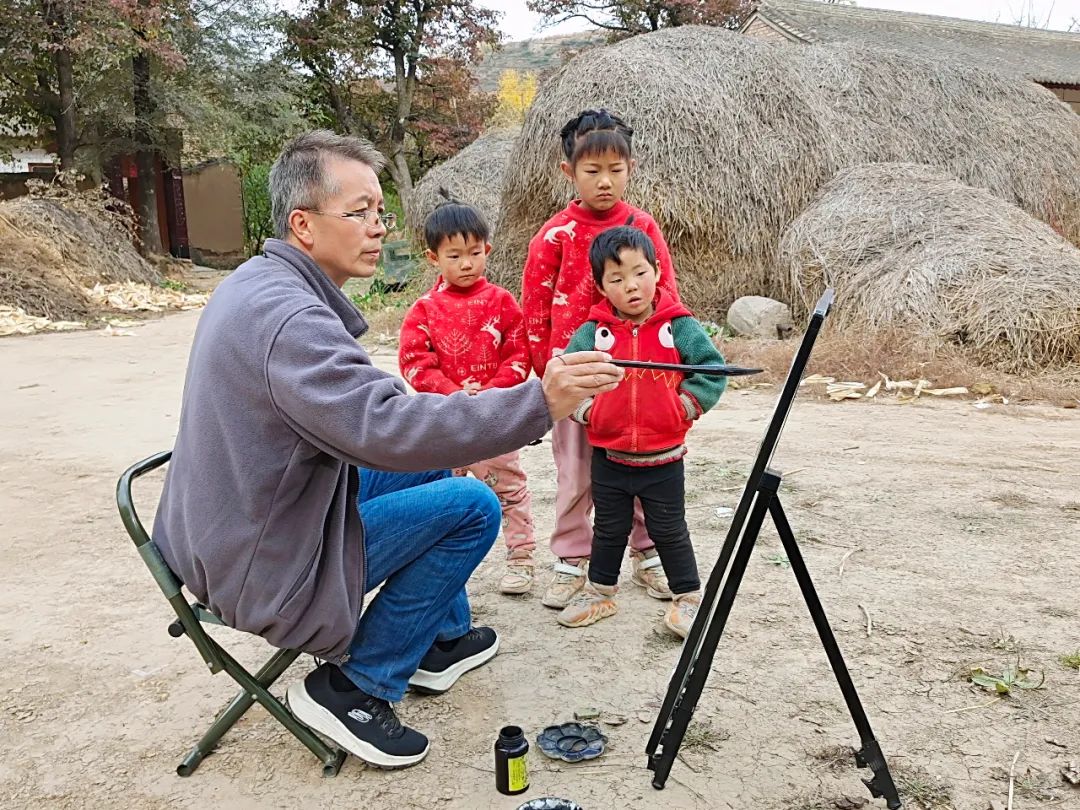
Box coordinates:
[0,0,301,254]
[283,0,501,209]
[491,69,537,126]
[0,1,130,170]
[128,0,179,254]
[402,57,497,175]
[527,0,751,37]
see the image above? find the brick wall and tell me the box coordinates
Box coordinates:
[743,17,792,44]
[1046,86,1080,114]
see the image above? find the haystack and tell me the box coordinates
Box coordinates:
[490,26,1080,321]
[0,195,158,320]
[794,43,1080,290]
[407,128,520,238]
[780,163,1080,372]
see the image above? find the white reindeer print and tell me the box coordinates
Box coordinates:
[404,367,419,383]
[552,291,568,306]
[540,278,555,289]
[510,360,527,378]
[480,318,502,347]
[543,221,577,244]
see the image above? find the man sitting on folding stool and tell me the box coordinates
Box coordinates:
[153,130,623,770]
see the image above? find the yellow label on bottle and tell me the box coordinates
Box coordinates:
[508,756,528,792]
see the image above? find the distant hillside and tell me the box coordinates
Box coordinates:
[473,31,605,91]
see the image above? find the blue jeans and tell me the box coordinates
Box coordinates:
[341,467,500,702]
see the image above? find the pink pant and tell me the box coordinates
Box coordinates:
[454,450,535,553]
[550,418,654,560]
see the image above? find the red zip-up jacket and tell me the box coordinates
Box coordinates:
[521,199,678,377]
[398,277,529,394]
[564,290,728,465]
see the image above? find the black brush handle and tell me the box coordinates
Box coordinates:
[610,359,763,376]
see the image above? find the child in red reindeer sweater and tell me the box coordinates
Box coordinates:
[521,109,681,610]
[557,225,727,638]
[399,196,535,593]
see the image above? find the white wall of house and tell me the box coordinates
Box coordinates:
[0,147,57,173]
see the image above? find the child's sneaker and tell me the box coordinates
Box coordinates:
[498,550,535,595]
[541,558,589,608]
[557,581,618,628]
[663,591,702,639]
[630,550,673,600]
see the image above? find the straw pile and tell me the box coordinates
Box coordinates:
[489,26,1080,322]
[0,194,159,320]
[407,128,520,239]
[781,163,1080,372]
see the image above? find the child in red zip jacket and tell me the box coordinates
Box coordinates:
[399,195,535,593]
[521,109,681,610]
[556,224,726,638]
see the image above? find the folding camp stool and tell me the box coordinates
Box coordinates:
[116,450,347,777]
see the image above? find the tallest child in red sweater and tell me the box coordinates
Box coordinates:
[521,109,681,609]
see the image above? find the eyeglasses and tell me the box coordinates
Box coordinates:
[305,209,398,231]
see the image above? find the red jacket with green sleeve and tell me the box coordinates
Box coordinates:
[564,290,727,465]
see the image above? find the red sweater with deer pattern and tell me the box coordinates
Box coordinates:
[521,199,679,377]
[398,277,529,395]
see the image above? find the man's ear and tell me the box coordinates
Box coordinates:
[288,209,316,248]
[559,161,574,182]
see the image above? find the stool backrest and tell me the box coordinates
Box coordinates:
[116,451,224,673]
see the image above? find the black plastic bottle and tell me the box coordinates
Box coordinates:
[494,725,529,796]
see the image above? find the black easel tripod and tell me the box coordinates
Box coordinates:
[645,289,902,809]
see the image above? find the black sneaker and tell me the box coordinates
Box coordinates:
[286,664,429,768]
[408,626,500,695]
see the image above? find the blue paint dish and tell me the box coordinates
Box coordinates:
[535,722,608,763]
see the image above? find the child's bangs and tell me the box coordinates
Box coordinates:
[424,203,490,252]
[571,130,632,166]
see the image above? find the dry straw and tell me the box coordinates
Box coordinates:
[406,127,520,239]
[489,26,1080,324]
[0,195,158,320]
[781,163,1080,372]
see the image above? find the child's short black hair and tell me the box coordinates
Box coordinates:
[589,221,657,286]
[560,108,634,161]
[423,188,490,252]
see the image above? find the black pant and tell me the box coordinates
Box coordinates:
[590,448,700,595]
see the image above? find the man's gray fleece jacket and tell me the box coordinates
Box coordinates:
[153,239,551,661]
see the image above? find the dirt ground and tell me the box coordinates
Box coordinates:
[3,309,1080,810]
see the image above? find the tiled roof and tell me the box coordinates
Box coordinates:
[743,0,1080,86]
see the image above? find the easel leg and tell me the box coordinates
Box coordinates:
[770,499,902,809]
[649,473,780,788]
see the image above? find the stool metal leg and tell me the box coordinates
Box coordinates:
[177,647,345,777]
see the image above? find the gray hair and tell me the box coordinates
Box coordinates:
[269,130,387,239]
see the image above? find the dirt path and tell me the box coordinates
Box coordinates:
[3,312,1080,809]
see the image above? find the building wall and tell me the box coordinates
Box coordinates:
[184,160,245,265]
[743,17,794,44]
[1047,86,1080,114]
[0,147,55,174]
